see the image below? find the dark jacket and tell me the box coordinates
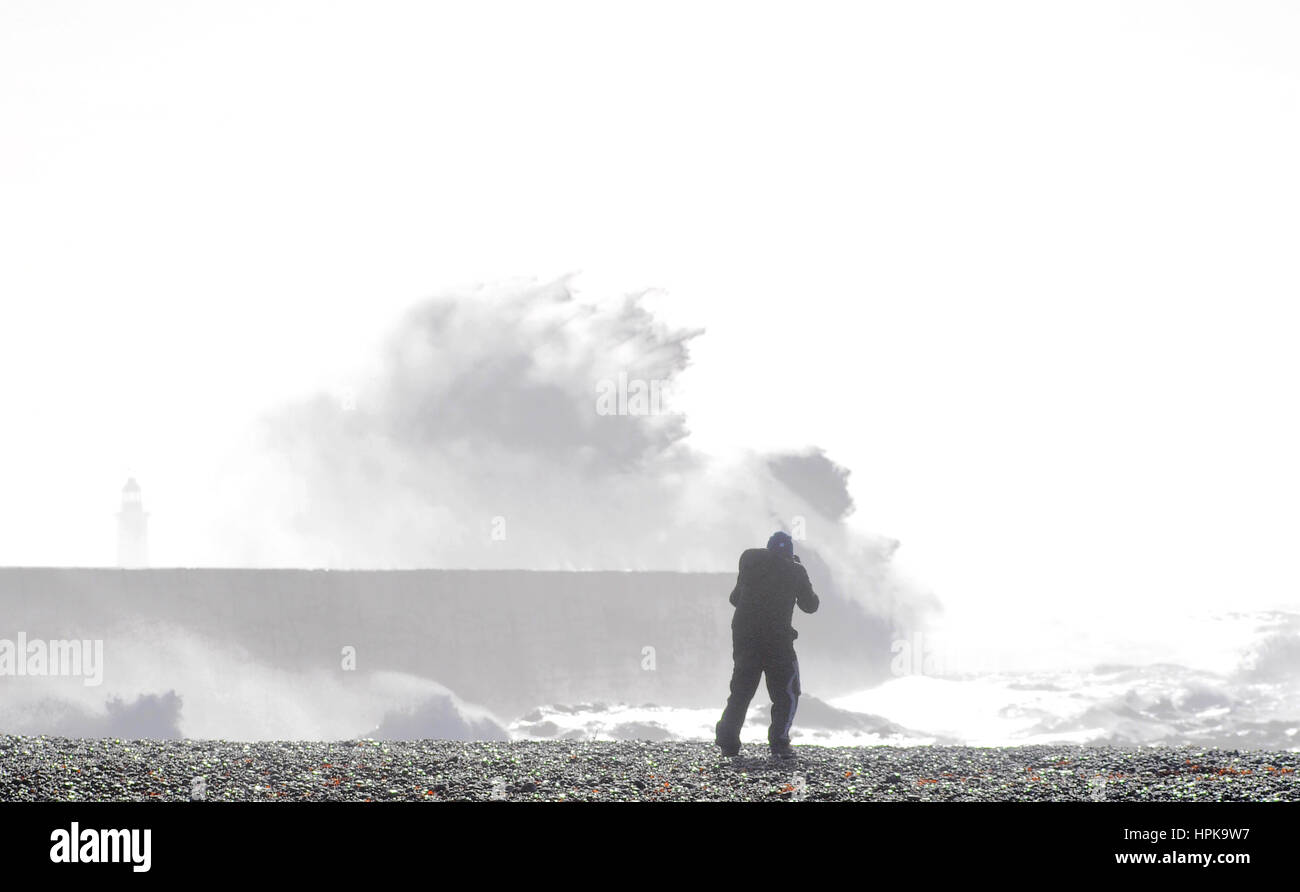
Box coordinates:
[728,547,819,644]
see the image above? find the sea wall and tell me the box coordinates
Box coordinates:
[0,567,892,723]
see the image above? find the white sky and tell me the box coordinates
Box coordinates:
[2,1,1298,623]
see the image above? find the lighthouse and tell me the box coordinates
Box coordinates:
[116,477,149,568]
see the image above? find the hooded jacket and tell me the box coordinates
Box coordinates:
[728,547,820,644]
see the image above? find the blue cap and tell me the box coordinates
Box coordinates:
[766,530,794,558]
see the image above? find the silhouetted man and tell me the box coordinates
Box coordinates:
[715,530,819,759]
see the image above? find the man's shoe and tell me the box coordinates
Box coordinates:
[770,742,797,760]
[715,720,740,757]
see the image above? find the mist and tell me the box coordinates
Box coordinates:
[204,277,930,624]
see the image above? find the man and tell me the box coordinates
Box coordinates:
[715,530,820,759]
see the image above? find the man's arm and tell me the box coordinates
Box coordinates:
[729,550,758,607]
[794,564,819,614]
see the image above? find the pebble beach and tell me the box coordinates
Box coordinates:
[2,736,1297,802]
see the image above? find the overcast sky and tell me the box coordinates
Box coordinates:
[2,1,1298,626]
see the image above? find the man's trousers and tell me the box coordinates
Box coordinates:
[715,635,801,749]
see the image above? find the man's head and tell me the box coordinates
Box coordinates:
[766,530,794,559]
